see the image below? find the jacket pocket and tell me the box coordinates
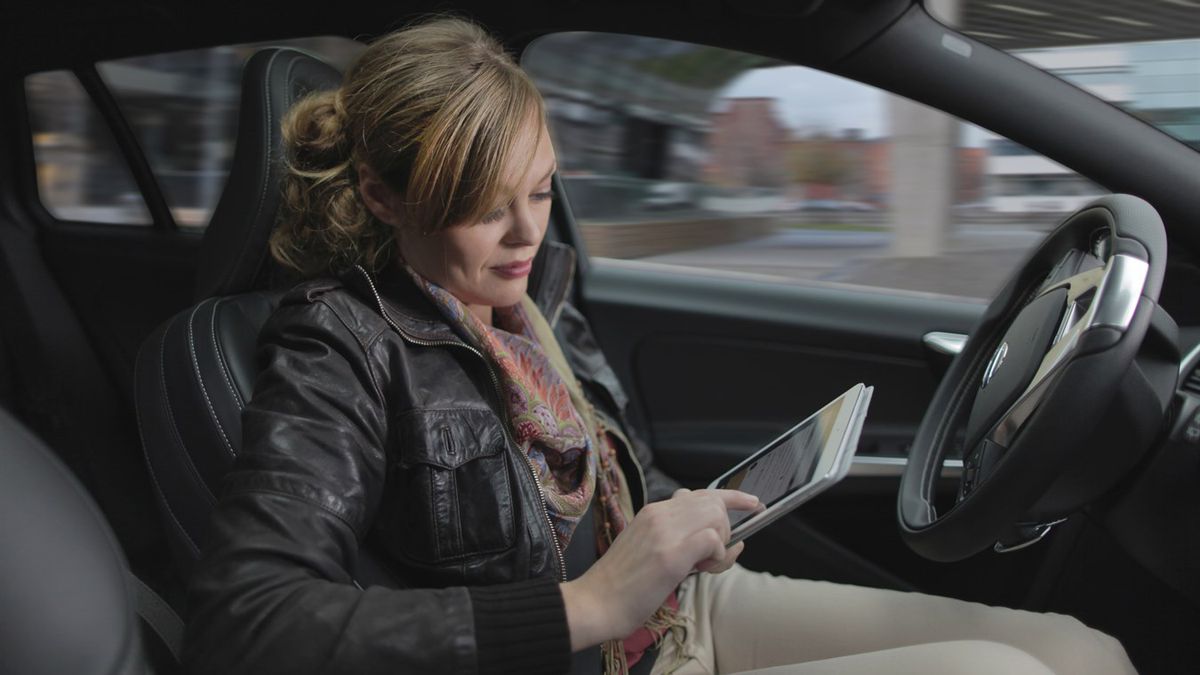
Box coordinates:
[387,408,516,564]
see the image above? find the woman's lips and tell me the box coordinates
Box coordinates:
[491,258,533,279]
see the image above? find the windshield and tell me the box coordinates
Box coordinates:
[927,0,1200,151]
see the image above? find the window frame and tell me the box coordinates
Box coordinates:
[20,36,364,234]
[22,66,174,231]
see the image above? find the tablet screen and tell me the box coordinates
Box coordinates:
[716,396,847,527]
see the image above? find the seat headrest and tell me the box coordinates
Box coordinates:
[194,47,343,301]
[0,407,143,675]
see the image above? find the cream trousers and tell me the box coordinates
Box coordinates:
[649,565,1136,675]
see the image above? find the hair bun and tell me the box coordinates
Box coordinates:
[286,89,351,174]
[271,17,543,280]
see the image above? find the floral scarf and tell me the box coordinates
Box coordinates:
[404,267,684,673]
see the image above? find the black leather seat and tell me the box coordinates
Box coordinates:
[0,406,148,675]
[135,48,342,577]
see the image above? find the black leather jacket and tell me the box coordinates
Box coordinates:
[183,243,681,675]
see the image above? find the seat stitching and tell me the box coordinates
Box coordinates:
[209,297,246,410]
[127,360,200,554]
[213,48,284,293]
[158,319,220,509]
[142,436,203,558]
[241,53,305,288]
[187,300,236,457]
[147,324,214,557]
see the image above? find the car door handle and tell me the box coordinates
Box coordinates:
[923,331,967,355]
[923,331,967,379]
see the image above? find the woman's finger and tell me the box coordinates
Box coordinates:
[695,540,745,574]
[712,489,760,512]
[707,494,733,544]
[680,527,727,573]
[716,540,745,572]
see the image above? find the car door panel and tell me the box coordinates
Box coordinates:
[578,259,1053,602]
[580,259,981,476]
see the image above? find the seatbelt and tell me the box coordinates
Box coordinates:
[129,572,184,666]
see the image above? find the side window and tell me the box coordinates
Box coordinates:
[25,37,363,230]
[523,33,1098,301]
[26,71,152,225]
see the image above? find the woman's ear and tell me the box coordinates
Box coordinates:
[357,163,403,226]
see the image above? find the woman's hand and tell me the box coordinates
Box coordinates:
[561,488,759,651]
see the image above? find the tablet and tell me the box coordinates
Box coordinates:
[708,383,873,545]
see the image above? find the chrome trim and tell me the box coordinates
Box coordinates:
[1091,255,1148,330]
[1178,341,1200,377]
[990,364,1065,447]
[981,341,1008,389]
[923,331,968,356]
[1051,294,1088,347]
[993,518,1067,554]
[849,456,963,478]
[988,253,1148,448]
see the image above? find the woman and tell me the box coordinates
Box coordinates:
[184,17,1135,675]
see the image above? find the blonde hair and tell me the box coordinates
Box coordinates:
[270,17,545,277]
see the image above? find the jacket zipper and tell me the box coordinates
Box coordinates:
[354,266,567,581]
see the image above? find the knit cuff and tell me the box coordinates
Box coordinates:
[470,577,571,674]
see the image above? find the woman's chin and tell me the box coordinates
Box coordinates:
[478,283,528,309]
[495,291,528,308]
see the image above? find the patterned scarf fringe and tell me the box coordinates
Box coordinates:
[603,639,628,675]
[602,603,690,675]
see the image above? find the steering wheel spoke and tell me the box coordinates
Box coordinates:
[990,253,1148,448]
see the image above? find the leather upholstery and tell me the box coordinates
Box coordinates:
[0,407,145,675]
[194,48,341,301]
[136,48,342,577]
[137,293,279,569]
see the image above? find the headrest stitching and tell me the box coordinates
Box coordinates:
[211,48,285,295]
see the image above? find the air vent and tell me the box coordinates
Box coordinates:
[1182,363,1200,396]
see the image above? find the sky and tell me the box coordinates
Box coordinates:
[720,66,887,137]
[718,64,997,148]
[718,38,1200,149]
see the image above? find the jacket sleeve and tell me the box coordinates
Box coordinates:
[554,303,683,503]
[183,298,570,675]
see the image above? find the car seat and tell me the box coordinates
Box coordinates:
[0,405,171,675]
[133,48,369,580]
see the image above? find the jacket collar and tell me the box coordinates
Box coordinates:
[348,241,577,343]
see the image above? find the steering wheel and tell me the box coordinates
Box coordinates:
[899,194,1173,562]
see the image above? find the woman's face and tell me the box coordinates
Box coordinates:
[395,122,557,324]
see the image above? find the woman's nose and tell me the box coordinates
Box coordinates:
[505,202,542,246]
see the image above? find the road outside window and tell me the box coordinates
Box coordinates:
[26,71,152,225]
[523,31,1197,300]
[25,37,363,229]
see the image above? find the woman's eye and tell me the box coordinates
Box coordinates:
[481,207,506,224]
[531,190,554,203]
